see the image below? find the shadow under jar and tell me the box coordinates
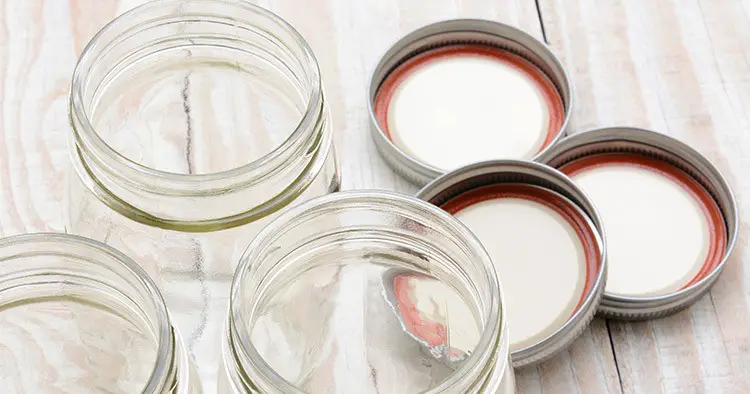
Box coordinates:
[66,0,339,389]
[0,234,199,393]
[222,191,514,393]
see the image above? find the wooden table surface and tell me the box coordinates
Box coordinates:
[2,0,749,393]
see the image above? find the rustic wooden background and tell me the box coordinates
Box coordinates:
[1,0,748,393]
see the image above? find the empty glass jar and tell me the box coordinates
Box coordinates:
[66,0,339,388]
[221,191,514,393]
[0,233,199,393]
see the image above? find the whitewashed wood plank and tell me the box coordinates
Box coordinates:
[540,0,750,392]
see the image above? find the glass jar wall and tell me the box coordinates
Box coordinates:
[221,191,514,393]
[66,0,339,389]
[0,233,199,393]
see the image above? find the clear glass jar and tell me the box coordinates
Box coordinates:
[0,233,199,393]
[66,0,339,389]
[221,191,514,393]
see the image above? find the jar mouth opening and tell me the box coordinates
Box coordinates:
[70,0,323,191]
[0,233,175,392]
[228,191,507,392]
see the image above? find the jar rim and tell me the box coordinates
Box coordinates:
[228,190,508,392]
[69,0,323,193]
[0,233,175,392]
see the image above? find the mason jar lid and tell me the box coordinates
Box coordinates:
[537,127,739,319]
[368,19,572,185]
[417,160,607,367]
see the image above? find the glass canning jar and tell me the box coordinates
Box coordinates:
[0,233,199,393]
[66,0,339,389]
[221,191,515,393]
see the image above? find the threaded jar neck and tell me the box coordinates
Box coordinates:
[69,0,331,228]
[0,233,177,392]
[225,191,510,393]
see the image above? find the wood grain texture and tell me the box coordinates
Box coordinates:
[540,0,750,392]
[0,0,746,393]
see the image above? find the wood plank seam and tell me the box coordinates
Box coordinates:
[606,320,627,393]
